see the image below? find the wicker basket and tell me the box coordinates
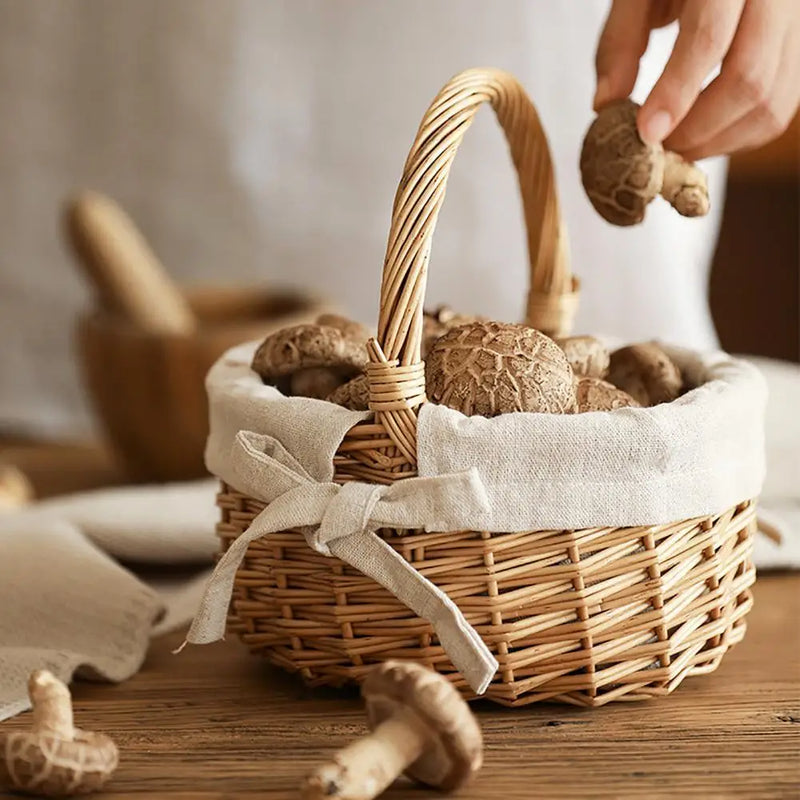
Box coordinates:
[216,68,756,707]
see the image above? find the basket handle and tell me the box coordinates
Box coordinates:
[364,68,578,465]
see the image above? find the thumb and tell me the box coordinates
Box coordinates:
[594,0,653,110]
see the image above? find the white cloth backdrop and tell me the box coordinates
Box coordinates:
[0,0,726,438]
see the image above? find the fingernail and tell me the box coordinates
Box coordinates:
[639,109,672,144]
[593,77,611,111]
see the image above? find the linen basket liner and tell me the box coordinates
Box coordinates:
[187,340,766,692]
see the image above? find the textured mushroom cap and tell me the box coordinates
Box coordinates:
[422,306,485,359]
[555,335,610,379]
[580,99,663,226]
[426,321,576,417]
[251,324,368,383]
[2,729,119,797]
[325,373,369,410]
[315,313,371,342]
[363,661,482,792]
[607,343,682,406]
[575,376,640,412]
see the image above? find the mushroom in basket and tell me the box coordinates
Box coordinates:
[425,320,577,417]
[326,373,370,411]
[555,334,610,379]
[252,313,370,399]
[422,305,485,359]
[323,306,489,411]
[607,343,682,407]
[574,376,640,412]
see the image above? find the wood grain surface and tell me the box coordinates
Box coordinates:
[2,574,797,799]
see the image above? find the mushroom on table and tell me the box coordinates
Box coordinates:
[1,670,118,797]
[302,661,483,800]
[580,98,709,226]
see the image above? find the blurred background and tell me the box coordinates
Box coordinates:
[0,0,797,495]
[710,122,798,363]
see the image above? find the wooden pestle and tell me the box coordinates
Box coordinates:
[64,191,197,335]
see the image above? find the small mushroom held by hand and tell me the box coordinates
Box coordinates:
[580,99,709,226]
[302,661,482,800]
[426,321,576,417]
[575,376,640,412]
[252,320,368,399]
[607,343,682,406]
[555,335,610,379]
[1,670,118,797]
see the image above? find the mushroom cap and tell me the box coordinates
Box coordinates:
[315,313,371,342]
[251,323,368,385]
[422,306,485,359]
[607,343,682,406]
[575,376,640,412]
[362,661,482,792]
[3,729,119,797]
[580,99,664,226]
[426,321,576,417]
[555,335,610,379]
[325,373,369,410]
[289,366,347,400]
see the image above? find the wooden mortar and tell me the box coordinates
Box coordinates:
[76,285,330,482]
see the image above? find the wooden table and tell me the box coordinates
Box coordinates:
[3,574,797,799]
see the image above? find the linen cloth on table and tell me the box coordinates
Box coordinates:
[0,482,216,721]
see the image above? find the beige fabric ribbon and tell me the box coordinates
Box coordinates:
[185,431,499,694]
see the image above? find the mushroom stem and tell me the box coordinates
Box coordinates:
[3,670,119,796]
[29,670,74,741]
[302,706,430,800]
[660,151,710,218]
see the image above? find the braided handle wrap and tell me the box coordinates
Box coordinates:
[366,67,578,467]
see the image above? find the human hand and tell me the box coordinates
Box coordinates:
[594,0,800,160]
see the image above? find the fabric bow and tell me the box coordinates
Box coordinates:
[185,431,499,694]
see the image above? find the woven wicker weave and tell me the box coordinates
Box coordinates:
[217,68,756,707]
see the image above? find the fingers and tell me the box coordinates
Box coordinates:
[638,0,745,143]
[594,0,653,110]
[678,30,800,160]
[666,0,784,156]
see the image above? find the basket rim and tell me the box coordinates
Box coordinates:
[206,339,765,531]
